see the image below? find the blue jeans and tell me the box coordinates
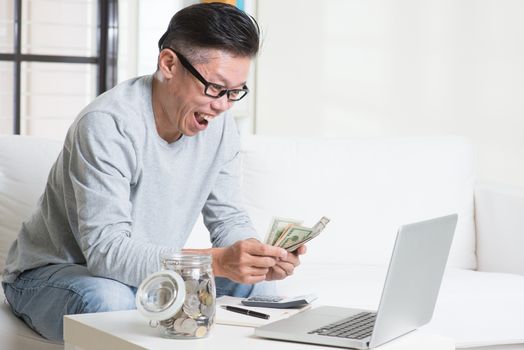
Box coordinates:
[2,263,275,342]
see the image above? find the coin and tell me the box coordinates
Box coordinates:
[184,308,201,318]
[195,326,207,338]
[183,294,201,318]
[200,303,214,317]
[181,318,198,334]
[205,293,214,306]
[207,279,215,295]
[173,317,185,332]
[159,316,175,329]
[198,279,208,291]
[185,279,199,294]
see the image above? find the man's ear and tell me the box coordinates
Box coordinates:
[157,49,178,79]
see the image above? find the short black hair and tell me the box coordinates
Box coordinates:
[158,2,260,61]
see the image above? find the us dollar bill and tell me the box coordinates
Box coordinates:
[277,226,314,250]
[284,217,330,252]
[265,217,303,245]
[265,216,330,252]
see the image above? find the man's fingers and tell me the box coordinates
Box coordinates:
[248,255,277,268]
[246,240,288,259]
[281,252,300,266]
[267,265,288,281]
[276,261,295,275]
[274,248,301,267]
[221,239,303,284]
[240,265,269,284]
[296,245,307,255]
[288,245,307,255]
[245,266,269,276]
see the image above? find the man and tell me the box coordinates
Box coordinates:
[2,3,306,342]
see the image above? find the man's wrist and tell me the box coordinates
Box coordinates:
[210,247,226,277]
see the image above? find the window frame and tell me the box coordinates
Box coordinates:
[0,0,118,134]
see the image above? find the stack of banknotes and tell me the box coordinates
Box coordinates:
[264,217,330,252]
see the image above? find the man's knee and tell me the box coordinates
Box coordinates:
[76,278,136,313]
[3,265,136,342]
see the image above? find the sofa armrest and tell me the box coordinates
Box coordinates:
[475,183,524,275]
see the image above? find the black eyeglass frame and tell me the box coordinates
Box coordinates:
[164,47,249,102]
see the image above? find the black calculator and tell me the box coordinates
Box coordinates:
[241,294,317,309]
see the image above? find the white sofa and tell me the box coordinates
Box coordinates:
[2,134,524,350]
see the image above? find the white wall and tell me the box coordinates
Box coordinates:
[118,0,188,81]
[255,0,524,187]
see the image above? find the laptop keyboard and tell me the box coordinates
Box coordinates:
[308,312,376,340]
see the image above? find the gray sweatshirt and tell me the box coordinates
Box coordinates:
[3,75,257,287]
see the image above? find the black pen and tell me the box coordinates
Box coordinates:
[221,305,270,319]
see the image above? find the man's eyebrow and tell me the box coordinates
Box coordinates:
[214,73,246,88]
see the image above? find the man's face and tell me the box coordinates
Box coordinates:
[161,49,251,138]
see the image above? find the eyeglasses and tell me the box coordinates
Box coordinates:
[164,47,249,102]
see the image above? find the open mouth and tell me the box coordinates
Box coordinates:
[194,112,211,126]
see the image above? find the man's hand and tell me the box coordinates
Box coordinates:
[212,238,288,284]
[266,245,307,281]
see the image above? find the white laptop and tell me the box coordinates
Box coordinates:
[255,214,458,349]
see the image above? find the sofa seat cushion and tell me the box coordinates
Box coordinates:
[0,289,62,350]
[276,265,524,348]
[422,269,524,348]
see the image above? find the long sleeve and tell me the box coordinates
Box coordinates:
[67,113,176,287]
[202,121,258,248]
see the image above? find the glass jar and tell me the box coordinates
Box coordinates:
[136,252,216,339]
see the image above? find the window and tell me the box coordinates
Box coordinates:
[0,0,118,139]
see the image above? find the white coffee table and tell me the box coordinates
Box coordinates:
[64,309,455,350]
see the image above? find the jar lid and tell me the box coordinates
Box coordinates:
[135,270,186,321]
[162,252,212,268]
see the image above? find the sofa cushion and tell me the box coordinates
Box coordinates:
[475,183,524,275]
[0,136,63,272]
[239,135,476,269]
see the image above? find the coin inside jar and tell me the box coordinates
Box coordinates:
[152,253,215,339]
[173,317,185,332]
[195,326,207,338]
[181,318,198,334]
[185,279,199,294]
